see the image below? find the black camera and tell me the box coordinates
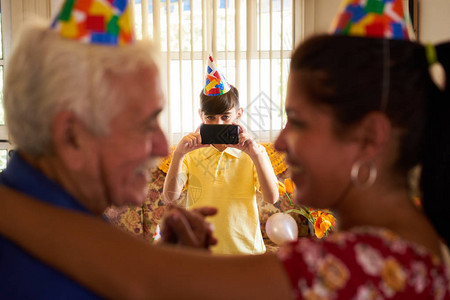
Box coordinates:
[200,124,239,144]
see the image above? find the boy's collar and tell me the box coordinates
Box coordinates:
[223,147,242,158]
[210,145,242,158]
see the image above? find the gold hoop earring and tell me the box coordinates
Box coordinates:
[350,161,377,188]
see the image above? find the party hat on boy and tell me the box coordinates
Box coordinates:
[203,56,231,96]
[330,0,414,40]
[51,0,135,46]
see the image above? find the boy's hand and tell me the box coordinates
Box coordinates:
[227,123,260,158]
[174,128,209,156]
[160,205,218,250]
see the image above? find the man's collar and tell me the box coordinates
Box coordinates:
[1,151,92,214]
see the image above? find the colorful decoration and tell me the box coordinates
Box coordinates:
[265,213,298,245]
[279,179,337,239]
[330,0,414,40]
[310,210,336,239]
[152,224,161,242]
[203,56,231,96]
[51,0,135,46]
[277,179,294,205]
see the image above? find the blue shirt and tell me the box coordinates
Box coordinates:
[0,152,101,299]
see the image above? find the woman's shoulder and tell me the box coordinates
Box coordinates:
[277,226,450,299]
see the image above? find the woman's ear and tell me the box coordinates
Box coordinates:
[353,111,392,160]
[51,111,91,171]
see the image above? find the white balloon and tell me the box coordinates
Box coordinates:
[265,213,298,245]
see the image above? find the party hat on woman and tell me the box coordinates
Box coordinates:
[203,56,231,96]
[330,0,415,40]
[51,0,135,46]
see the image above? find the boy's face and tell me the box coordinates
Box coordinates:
[200,107,243,124]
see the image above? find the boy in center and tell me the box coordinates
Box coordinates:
[163,56,278,254]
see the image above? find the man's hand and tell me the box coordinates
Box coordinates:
[159,205,218,250]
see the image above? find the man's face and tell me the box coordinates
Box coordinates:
[92,66,169,208]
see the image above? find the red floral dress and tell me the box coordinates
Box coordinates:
[278,227,450,299]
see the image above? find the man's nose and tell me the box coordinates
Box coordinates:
[150,126,169,158]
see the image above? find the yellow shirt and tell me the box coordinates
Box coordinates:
[181,145,266,255]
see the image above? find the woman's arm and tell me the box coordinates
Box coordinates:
[0,186,293,300]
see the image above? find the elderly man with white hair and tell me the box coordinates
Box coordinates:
[0,1,215,298]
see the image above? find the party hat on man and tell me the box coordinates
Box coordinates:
[203,56,231,96]
[330,0,414,40]
[51,0,135,46]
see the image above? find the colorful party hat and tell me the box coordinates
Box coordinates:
[330,0,414,40]
[203,56,231,96]
[51,0,135,46]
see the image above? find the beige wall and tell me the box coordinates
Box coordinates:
[10,0,50,38]
[308,0,450,43]
[419,0,450,43]
[309,0,341,35]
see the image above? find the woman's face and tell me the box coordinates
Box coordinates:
[275,72,360,209]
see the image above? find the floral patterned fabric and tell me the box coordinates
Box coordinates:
[278,227,450,299]
[104,166,169,241]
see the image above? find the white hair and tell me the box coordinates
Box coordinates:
[4,19,159,157]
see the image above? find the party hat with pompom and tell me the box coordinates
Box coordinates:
[51,0,135,46]
[203,56,231,96]
[330,0,415,40]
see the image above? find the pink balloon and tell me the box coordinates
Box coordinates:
[265,213,298,245]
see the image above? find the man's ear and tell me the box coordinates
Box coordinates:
[51,111,91,171]
[352,111,392,160]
